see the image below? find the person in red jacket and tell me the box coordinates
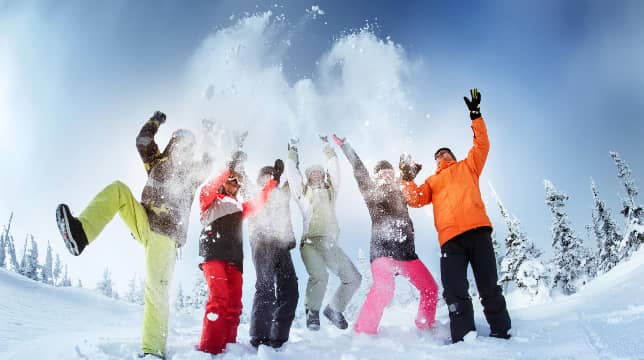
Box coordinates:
[400,89,511,343]
[197,150,282,355]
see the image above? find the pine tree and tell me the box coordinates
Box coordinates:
[610,151,644,259]
[41,241,54,285]
[96,268,114,298]
[23,235,40,281]
[19,235,28,276]
[53,254,62,286]
[77,278,83,288]
[61,265,72,287]
[0,212,14,269]
[125,275,145,305]
[5,233,19,273]
[544,180,585,295]
[490,184,544,293]
[192,271,209,309]
[491,229,502,269]
[590,179,622,274]
[175,283,187,312]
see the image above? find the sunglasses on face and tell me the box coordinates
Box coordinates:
[227,177,242,186]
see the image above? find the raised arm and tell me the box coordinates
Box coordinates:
[136,111,165,174]
[193,119,218,185]
[242,179,278,219]
[199,168,230,216]
[284,142,305,199]
[323,142,341,197]
[463,88,490,176]
[401,179,432,208]
[333,135,373,196]
[242,159,282,218]
[464,118,490,176]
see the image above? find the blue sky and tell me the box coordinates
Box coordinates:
[1,0,642,295]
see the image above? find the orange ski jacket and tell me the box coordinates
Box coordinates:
[401,117,492,246]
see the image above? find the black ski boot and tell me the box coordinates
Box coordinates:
[56,204,88,256]
[250,337,270,348]
[490,330,512,340]
[306,308,320,331]
[323,305,348,330]
[137,353,165,359]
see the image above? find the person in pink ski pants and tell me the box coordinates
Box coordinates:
[333,134,438,334]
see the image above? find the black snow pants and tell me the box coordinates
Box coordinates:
[440,226,511,343]
[249,239,299,347]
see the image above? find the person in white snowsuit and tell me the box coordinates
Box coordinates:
[285,137,361,330]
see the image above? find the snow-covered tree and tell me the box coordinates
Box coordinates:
[192,270,209,309]
[491,229,502,269]
[96,268,115,298]
[490,184,545,294]
[22,235,40,281]
[41,241,54,285]
[175,282,189,312]
[61,265,72,287]
[18,235,28,276]
[544,180,585,295]
[5,233,19,273]
[53,254,62,286]
[590,179,622,274]
[516,259,550,299]
[610,151,643,259]
[76,278,83,288]
[0,212,14,269]
[125,275,145,305]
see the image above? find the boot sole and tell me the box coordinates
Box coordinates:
[56,205,80,256]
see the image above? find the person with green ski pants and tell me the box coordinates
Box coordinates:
[55,112,215,359]
[284,136,362,330]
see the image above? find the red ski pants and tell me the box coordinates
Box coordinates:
[354,257,438,334]
[199,260,243,354]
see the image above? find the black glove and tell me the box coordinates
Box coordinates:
[228,150,247,172]
[399,154,422,182]
[272,159,284,182]
[151,111,166,124]
[463,88,482,120]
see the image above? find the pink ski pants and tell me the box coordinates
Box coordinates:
[354,257,438,334]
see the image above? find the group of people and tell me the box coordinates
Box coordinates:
[55,89,511,359]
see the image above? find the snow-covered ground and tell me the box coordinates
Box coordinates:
[3,250,644,359]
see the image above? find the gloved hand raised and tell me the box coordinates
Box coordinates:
[332,134,346,146]
[288,137,300,152]
[150,111,166,124]
[399,153,422,181]
[272,159,284,182]
[228,150,247,172]
[463,88,482,120]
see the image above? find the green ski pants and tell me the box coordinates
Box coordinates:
[300,236,361,312]
[78,180,176,357]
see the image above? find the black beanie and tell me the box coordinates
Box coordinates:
[373,160,394,174]
[434,147,456,160]
[257,166,274,184]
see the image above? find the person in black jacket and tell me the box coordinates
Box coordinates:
[247,166,299,349]
[333,135,439,334]
[197,151,282,355]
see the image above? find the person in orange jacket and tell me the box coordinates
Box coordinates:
[400,89,511,343]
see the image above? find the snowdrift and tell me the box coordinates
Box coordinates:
[2,250,644,359]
